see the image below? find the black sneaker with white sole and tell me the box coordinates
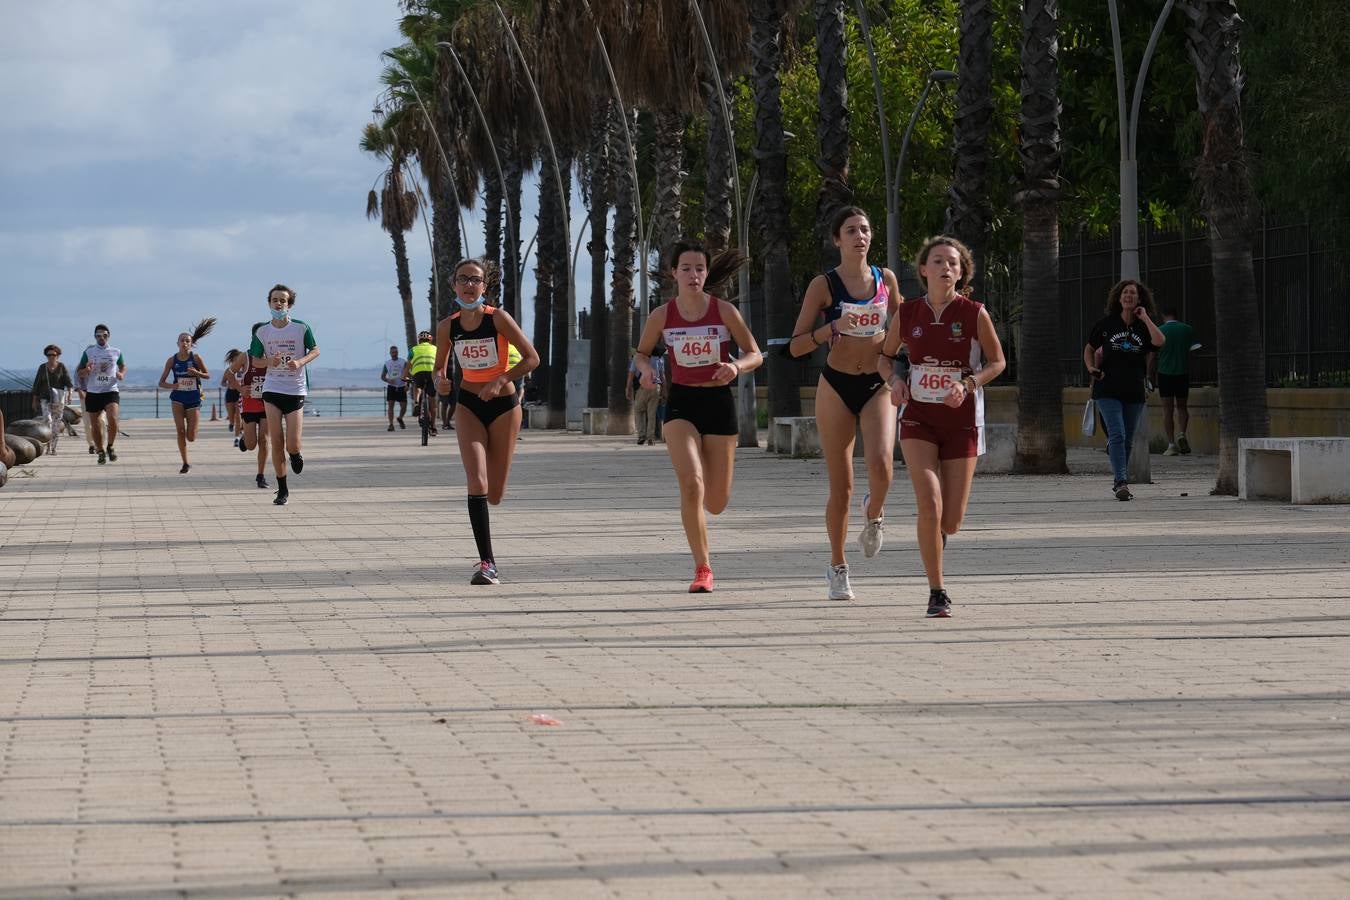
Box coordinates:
[926,589,953,618]
[1113,481,1133,501]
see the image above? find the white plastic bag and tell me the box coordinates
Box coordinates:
[1081,399,1097,437]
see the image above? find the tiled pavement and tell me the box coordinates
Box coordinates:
[1,418,1347,898]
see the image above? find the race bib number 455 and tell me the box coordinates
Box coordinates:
[910,365,964,403]
[455,337,500,370]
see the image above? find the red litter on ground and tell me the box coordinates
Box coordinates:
[528,714,563,726]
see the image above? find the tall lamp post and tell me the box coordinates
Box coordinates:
[855,0,955,273]
[1108,0,1176,280]
[1108,0,1176,486]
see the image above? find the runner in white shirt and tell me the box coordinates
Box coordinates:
[76,323,126,465]
[382,345,408,431]
[248,284,320,506]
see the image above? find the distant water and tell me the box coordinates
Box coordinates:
[85,389,391,420]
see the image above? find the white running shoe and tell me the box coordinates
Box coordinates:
[859,493,884,559]
[827,564,855,601]
[1163,444,1179,456]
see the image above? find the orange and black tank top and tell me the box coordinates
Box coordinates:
[450,306,512,383]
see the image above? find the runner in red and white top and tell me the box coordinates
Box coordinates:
[225,350,271,490]
[879,235,1006,619]
[633,239,763,594]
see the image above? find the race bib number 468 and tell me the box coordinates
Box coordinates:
[910,365,964,403]
[838,301,885,337]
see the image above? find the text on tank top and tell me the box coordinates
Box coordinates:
[898,295,985,429]
[84,344,122,393]
[823,266,888,337]
[661,297,732,385]
[451,307,511,382]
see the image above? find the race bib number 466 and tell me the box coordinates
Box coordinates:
[910,365,964,403]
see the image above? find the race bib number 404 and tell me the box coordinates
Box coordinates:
[838,301,885,337]
[455,337,500,370]
[909,365,964,403]
[666,329,722,368]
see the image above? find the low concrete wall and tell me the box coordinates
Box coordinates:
[751,386,1350,456]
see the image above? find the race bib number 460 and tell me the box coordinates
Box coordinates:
[455,337,500,370]
[838,301,885,337]
[910,365,964,403]
[176,377,196,391]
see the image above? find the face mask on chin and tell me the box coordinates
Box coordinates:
[270,306,289,320]
[454,296,485,311]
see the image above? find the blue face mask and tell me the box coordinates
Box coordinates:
[454,296,485,311]
[270,305,289,320]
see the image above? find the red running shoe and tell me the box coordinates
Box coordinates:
[688,565,714,593]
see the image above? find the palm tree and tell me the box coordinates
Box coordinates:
[944,0,995,301]
[750,0,808,420]
[1013,0,1067,474]
[813,0,852,267]
[1179,0,1268,494]
[608,107,639,435]
[583,100,614,409]
[361,121,421,350]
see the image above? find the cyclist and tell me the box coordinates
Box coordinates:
[403,331,438,437]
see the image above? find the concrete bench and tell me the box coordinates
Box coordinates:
[770,417,820,457]
[975,423,1015,474]
[522,403,547,429]
[581,408,608,435]
[1239,437,1350,504]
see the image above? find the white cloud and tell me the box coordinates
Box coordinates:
[0,0,394,179]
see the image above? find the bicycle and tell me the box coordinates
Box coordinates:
[416,382,433,446]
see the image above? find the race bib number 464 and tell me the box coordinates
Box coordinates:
[910,365,964,403]
[666,328,722,368]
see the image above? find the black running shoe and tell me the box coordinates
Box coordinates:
[106,446,117,462]
[88,445,96,455]
[273,491,288,506]
[256,474,268,489]
[289,452,303,474]
[97,450,106,465]
[179,463,190,474]
[926,589,953,618]
[1114,482,1133,501]
[239,438,249,453]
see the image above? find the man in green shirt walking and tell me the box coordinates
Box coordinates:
[1151,305,1200,455]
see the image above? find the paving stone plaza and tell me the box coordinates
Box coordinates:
[1,418,1347,898]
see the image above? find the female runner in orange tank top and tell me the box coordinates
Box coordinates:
[434,258,540,586]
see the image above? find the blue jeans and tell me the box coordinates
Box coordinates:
[1095,397,1145,485]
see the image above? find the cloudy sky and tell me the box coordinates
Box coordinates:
[0,1,583,381]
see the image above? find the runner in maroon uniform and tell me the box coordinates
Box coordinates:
[879,236,1006,618]
[229,355,271,489]
[633,240,763,594]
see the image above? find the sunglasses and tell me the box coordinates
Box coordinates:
[95,332,110,337]
[46,353,59,358]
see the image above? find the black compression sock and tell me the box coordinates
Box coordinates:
[276,475,288,495]
[467,494,494,563]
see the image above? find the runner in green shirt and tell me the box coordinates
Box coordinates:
[1150,305,1200,455]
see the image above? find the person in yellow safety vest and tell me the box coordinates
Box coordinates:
[402,331,439,436]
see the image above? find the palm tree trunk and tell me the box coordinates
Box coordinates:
[608,108,638,436]
[945,0,995,301]
[503,150,524,320]
[702,81,735,254]
[532,159,554,409]
[750,0,800,419]
[431,169,462,323]
[586,102,613,409]
[813,0,851,269]
[651,109,686,255]
[547,152,574,429]
[1013,0,1067,474]
[391,224,417,350]
[1181,0,1269,494]
[483,168,503,304]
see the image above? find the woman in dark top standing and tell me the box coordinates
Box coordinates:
[32,345,73,414]
[1084,280,1165,501]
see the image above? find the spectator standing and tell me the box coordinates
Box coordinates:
[627,347,667,445]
